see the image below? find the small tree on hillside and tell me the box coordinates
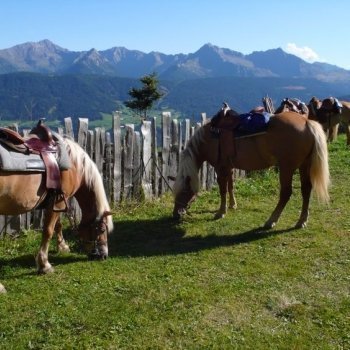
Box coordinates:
[124,73,164,120]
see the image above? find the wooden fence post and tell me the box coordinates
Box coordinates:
[112,112,122,204]
[77,118,89,150]
[94,127,105,174]
[141,120,153,199]
[133,131,141,199]
[105,132,112,201]
[64,117,74,139]
[123,124,135,200]
[161,112,171,194]
[151,117,159,197]
[169,119,179,189]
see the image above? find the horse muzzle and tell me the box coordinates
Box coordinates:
[172,207,187,220]
[84,241,109,260]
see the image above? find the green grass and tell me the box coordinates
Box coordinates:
[1,135,350,349]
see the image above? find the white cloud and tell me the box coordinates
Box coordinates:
[284,43,320,62]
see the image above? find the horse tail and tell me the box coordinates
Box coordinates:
[307,119,330,203]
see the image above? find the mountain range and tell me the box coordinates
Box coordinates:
[0,40,349,122]
[1,39,349,83]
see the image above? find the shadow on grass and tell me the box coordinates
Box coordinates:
[0,250,86,272]
[0,216,297,271]
[108,216,297,258]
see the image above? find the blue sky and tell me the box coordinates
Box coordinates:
[1,0,349,69]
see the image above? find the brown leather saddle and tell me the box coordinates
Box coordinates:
[0,119,67,211]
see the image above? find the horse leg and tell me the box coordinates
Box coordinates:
[344,120,350,146]
[329,124,338,142]
[0,282,6,294]
[264,169,293,229]
[55,216,70,253]
[295,163,312,228]
[36,210,60,274]
[215,172,229,219]
[228,171,237,209]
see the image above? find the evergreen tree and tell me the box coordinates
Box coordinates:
[124,73,164,119]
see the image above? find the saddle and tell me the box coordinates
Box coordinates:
[210,104,271,166]
[278,98,308,115]
[0,120,67,211]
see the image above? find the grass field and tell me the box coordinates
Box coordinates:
[0,135,349,349]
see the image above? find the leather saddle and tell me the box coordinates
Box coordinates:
[0,119,67,211]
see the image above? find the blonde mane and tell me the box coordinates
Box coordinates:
[173,126,207,196]
[64,137,113,233]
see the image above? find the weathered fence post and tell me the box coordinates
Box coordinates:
[112,112,122,204]
[123,124,135,200]
[64,117,74,139]
[77,118,89,150]
[161,112,171,194]
[151,117,159,197]
[133,131,141,199]
[169,119,179,188]
[141,120,153,199]
[94,127,105,174]
[105,132,112,201]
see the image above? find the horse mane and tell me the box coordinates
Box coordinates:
[63,137,113,233]
[173,126,206,196]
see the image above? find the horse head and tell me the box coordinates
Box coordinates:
[78,210,113,260]
[173,175,197,220]
[316,97,342,124]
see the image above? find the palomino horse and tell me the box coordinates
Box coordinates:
[0,135,113,293]
[308,96,350,144]
[173,105,330,229]
[275,98,309,117]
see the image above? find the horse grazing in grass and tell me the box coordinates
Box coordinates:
[173,105,330,229]
[275,98,309,117]
[0,130,113,293]
[308,96,350,144]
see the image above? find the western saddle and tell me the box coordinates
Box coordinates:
[0,119,66,211]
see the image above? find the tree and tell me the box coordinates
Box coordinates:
[124,73,164,119]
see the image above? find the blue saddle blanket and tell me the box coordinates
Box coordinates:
[235,112,271,137]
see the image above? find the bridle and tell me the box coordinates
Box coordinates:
[78,216,108,242]
[65,209,108,249]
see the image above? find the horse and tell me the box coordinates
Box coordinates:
[173,105,330,229]
[275,98,309,117]
[308,96,350,144]
[0,134,113,293]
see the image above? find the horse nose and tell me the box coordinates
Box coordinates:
[172,207,186,220]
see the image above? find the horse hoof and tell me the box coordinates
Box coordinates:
[295,222,307,229]
[263,221,275,230]
[38,265,55,275]
[214,212,225,220]
[57,244,70,253]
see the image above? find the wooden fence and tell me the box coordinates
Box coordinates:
[0,111,245,236]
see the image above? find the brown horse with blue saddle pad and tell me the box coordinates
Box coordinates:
[0,121,113,293]
[173,104,330,229]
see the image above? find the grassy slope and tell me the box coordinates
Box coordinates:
[0,136,349,349]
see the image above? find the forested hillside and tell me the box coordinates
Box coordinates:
[0,72,349,122]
